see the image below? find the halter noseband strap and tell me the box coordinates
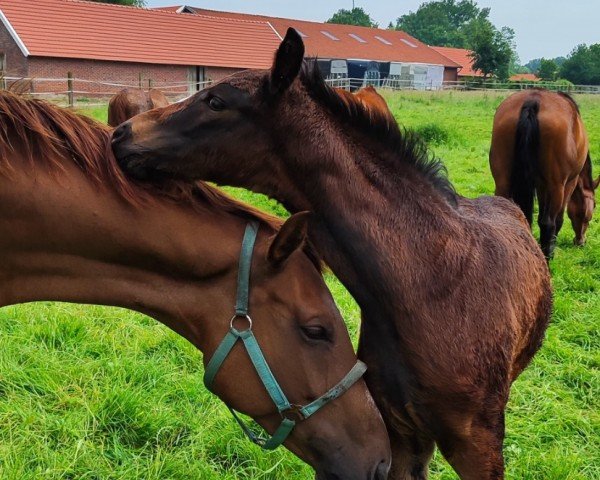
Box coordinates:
[203,221,367,450]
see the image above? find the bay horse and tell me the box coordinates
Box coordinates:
[112,30,552,480]
[489,89,598,257]
[108,87,169,127]
[336,86,394,120]
[0,91,391,480]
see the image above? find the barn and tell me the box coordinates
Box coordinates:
[431,46,485,80]
[165,6,462,89]
[0,0,280,95]
[0,0,462,95]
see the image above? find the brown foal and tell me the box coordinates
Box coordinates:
[0,91,391,480]
[113,30,552,479]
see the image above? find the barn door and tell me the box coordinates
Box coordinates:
[188,66,206,94]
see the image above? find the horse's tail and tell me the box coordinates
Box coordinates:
[510,98,541,225]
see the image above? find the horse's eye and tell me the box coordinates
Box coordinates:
[208,96,226,111]
[301,325,331,342]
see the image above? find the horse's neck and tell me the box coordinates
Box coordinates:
[0,163,241,348]
[274,136,465,313]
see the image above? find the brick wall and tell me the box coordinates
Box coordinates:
[26,58,246,97]
[28,58,191,96]
[205,66,246,83]
[0,19,28,78]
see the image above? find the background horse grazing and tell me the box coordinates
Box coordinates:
[113,30,552,480]
[568,153,600,245]
[108,88,169,127]
[489,89,597,258]
[0,92,391,480]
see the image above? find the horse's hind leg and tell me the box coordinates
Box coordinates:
[538,185,564,259]
[388,430,435,480]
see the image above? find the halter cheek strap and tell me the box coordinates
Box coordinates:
[203,222,367,450]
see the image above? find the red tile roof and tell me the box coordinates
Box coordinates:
[431,46,483,77]
[509,73,541,82]
[0,0,281,69]
[169,7,460,67]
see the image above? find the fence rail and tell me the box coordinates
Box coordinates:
[1,75,599,108]
[1,75,215,107]
[325,77,600,94]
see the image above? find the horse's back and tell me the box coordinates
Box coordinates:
[457,195,551,377]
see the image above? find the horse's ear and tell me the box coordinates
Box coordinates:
[268,212,310,267]
[269,28,305,96]
[594,175,600,190]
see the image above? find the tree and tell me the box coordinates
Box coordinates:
[537,58,559,81]
[327,7,378,28]
[392,0,490,48]
[525,56,566,73]
[87,0,145,6]
[469,21,513,80]
[560,44,600,85]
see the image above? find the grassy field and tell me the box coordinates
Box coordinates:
[0,91,598,479]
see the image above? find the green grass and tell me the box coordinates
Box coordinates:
[0,92,597,479]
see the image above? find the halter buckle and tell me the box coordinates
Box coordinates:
[280,404,307,422]
[230,314,253,333]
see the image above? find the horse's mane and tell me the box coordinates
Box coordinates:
[0,91,322,268]
[580,152,595,190]
[299,61,457,205]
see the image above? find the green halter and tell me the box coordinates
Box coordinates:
[204,221,367,450]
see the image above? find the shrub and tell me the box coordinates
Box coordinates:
[413,123,451,145]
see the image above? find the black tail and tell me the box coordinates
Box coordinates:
[510,99,540,225]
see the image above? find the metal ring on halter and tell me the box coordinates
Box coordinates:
[230,314,253,332]
[280,404,307,422]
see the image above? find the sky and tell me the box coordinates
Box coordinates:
[145,0,599,63]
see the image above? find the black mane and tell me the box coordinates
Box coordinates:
[299,61,457,205]
[581,152,594,189]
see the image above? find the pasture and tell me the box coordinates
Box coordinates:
[0,90,598,479]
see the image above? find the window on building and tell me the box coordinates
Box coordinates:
[375,36,392,45]
[321,31,340,41]
[294,28,308,38]
[348,33,366,43]
[401,39,418,48]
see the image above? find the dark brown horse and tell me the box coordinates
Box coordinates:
[108,87,169,127]
[489,89,597,257]
[0,91,391,480]
[112,30,552,480]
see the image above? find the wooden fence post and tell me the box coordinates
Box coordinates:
[67,72,74,108]
[138,72,143,88]
[148,78,153,89]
